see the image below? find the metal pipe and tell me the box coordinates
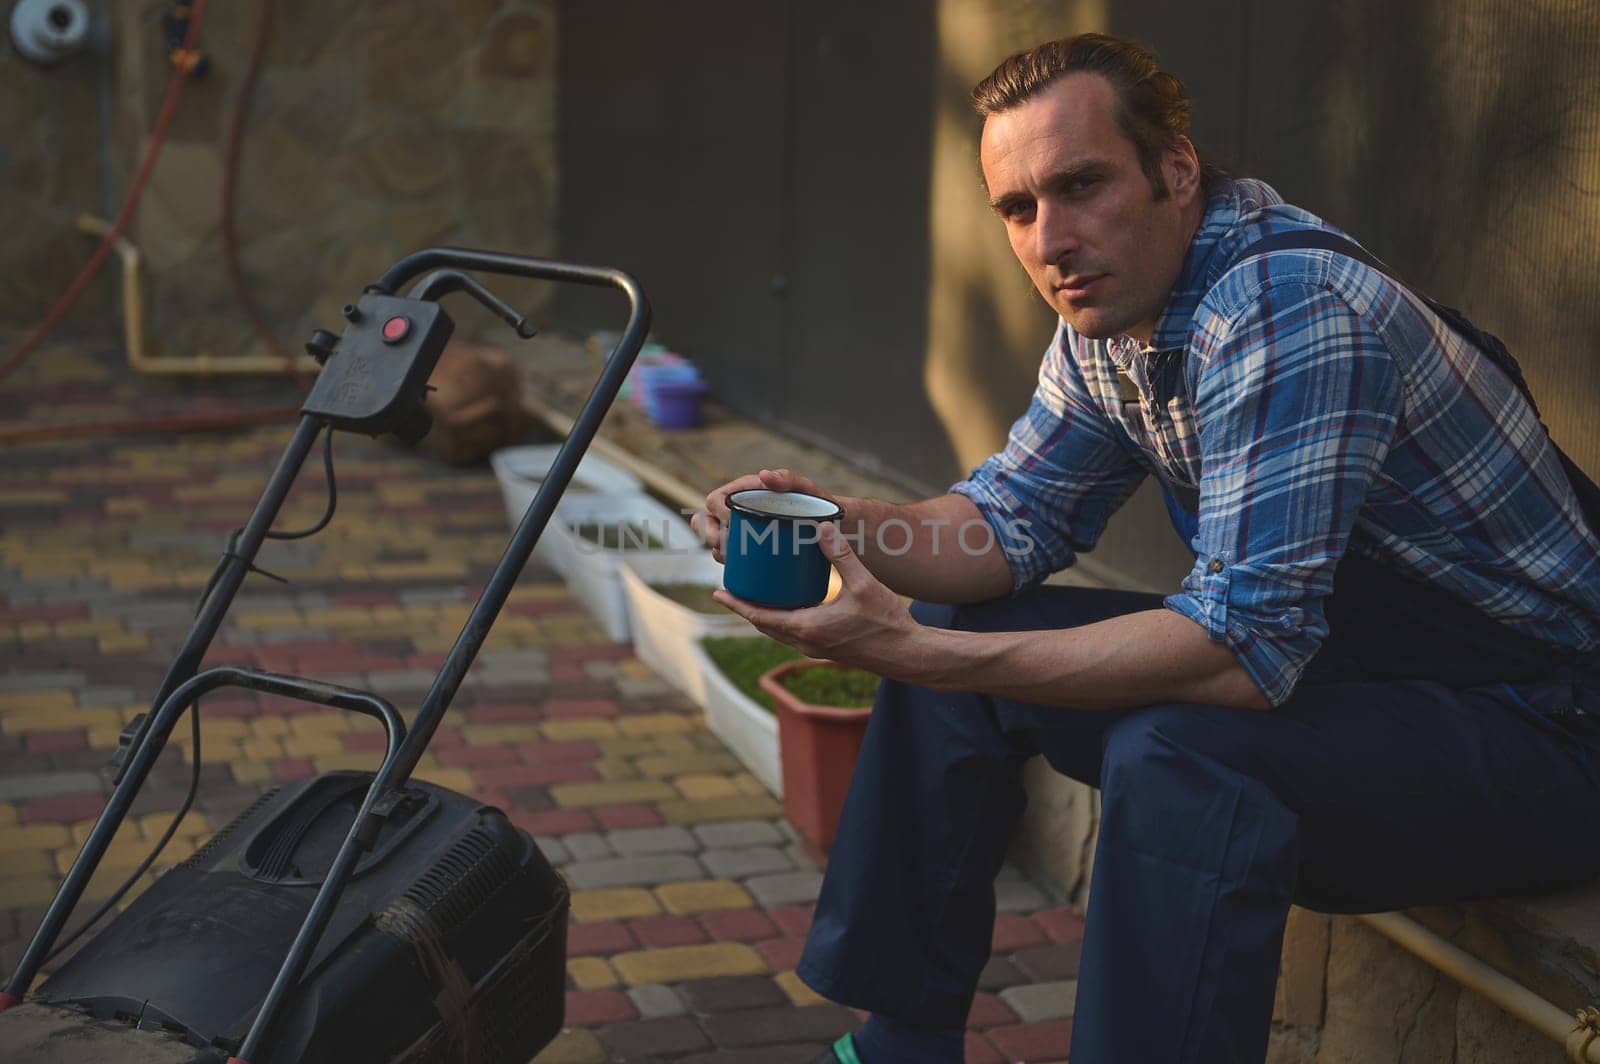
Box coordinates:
[75,214,318,375]
[410,268,539,338]
[1358,912,1600,1062]
[382,251,651,786]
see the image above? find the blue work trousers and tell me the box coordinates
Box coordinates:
[795,585,1600,1063]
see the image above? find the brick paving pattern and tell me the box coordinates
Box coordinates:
[0,342,1078,1061]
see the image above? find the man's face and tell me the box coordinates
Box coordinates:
[980,73,1202,343]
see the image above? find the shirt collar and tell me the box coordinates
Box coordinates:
[1145,178,1285,352]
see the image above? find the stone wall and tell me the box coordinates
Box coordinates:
[2,1,558,356]
[1266,900,1599,1063]
[114,0,558,361]
[0,6,113,333]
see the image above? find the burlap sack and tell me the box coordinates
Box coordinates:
[415,342,535,465]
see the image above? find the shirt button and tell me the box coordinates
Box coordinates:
[1208,558,1224,574]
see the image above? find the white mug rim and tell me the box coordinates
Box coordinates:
[727,489,843,522]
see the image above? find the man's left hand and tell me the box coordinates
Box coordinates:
[712,522,928,680]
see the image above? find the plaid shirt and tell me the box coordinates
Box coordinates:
[952,178,1600,705]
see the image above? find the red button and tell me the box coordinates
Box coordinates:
[382,316,411,343]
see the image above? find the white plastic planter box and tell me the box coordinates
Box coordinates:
[690,637,782,797]
[619,553,754,703]
[548,493,698,641]
[490,444,643,534]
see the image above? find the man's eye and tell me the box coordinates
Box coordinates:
[1065,176,1099,193]
[1001,200,1034,221]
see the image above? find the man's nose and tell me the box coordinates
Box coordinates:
[1034,201,1080,266]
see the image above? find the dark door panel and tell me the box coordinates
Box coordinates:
[556,0,791,417]
[782,2,950,486]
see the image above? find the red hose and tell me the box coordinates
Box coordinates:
[0,0,213,383]
[3,0,310,447]
[221,0,307,388]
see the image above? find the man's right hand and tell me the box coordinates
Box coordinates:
[693,467,836,563]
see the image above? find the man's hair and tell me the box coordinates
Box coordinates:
[971,33,1227,200]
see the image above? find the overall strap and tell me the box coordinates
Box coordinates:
[1234,229,1600,532]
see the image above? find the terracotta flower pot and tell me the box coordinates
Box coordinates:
[758,659,875,852]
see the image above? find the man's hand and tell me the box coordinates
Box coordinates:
[692,468,837,564]
[713,521,1271,711]
[694,473,1013,607]
[712,522,928,680]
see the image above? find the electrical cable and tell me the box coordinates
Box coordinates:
[263,427,339,541]
[45,707,202,963]
[46,426,339,961]
[196,426,338,609]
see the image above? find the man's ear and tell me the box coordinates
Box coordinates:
[1166,136,1202,205]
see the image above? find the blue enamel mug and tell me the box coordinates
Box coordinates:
[722,489,842,609]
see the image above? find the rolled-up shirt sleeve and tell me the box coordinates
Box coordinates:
[951,324,1147,591]
[1164,283,1402,705]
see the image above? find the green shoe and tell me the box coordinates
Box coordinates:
[811,1033,865,1064]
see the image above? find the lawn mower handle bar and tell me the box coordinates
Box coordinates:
[370,248,653,788]
[3,668,405,1025]
[2,249,651,1064]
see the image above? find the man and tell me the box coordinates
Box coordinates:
[694,33,1600,1063]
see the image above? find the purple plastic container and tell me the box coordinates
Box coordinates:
[647,378,709,429]
[629,354,691,410]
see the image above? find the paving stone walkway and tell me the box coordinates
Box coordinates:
[0,340,1080,1062]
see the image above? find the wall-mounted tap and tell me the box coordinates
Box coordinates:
[9,0,90,66]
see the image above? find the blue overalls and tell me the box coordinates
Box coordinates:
[796,493,1600,1063]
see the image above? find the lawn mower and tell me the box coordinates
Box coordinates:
[0,248,651,1062]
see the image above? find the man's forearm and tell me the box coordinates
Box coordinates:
[906,606,1271,711]
[835,493,1015,604]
